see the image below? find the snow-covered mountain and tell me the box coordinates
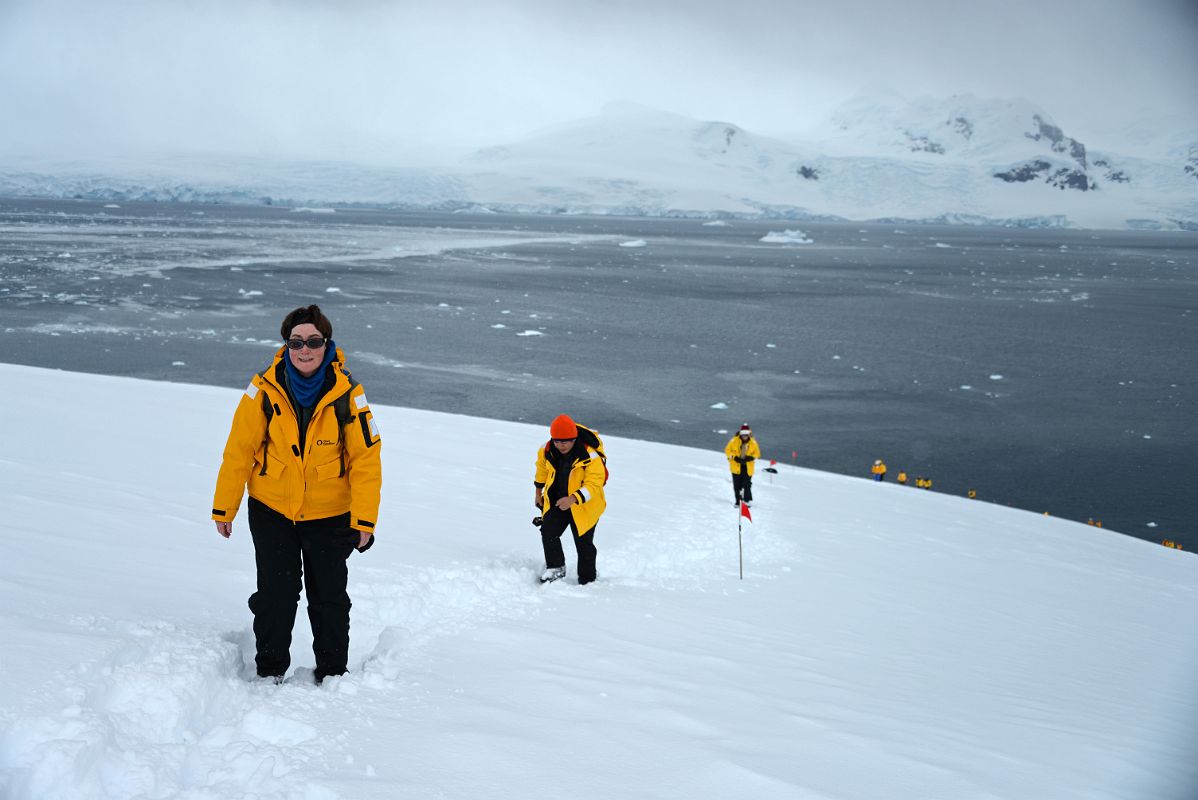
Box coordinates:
[2,94,1195,230]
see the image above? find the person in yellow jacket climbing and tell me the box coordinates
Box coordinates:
[533,414,607,584]
[871,459,887,482]
[724,423,761,506]
[211,305,382,685]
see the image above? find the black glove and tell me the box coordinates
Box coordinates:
[332,529,374,553]
[734,456,745,463]
[744,456,755,462]
[531,516,543,528]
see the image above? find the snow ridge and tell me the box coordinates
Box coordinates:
[1,366,1197,799]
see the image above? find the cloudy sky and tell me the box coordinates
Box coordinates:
[1,0,1194,162]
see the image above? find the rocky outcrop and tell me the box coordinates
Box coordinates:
[994,159,1094,191]
[1025,114,1088,169]
[903,131,945,154]
[1093,159,1129,183]
[948,115,974,140]
[994,160,1051,183]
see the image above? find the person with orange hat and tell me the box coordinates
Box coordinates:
[724,423,761,507]
[533,414,608,584]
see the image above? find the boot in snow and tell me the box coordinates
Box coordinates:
[540,566,567,583]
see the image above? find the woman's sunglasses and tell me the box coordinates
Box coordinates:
[286,336,327,350]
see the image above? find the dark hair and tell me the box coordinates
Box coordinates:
[280,305,333,340]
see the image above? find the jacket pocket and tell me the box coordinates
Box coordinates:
[261,451,286,478]
[314,459,343,481]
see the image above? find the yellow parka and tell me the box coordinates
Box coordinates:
[212,347,382,533]
[724,435,761,476]
[534,426,607,535]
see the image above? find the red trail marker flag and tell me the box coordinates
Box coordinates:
[737,501,752,579]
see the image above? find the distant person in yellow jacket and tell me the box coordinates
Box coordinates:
[725,423,761,506]
[534,414,607,585]
[871,459,887,482]
[212,305,382,685]
[897,471,908,485]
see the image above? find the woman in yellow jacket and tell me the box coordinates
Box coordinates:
[724,423,761,506]
[212,305,382,685]
[533,414,607,584]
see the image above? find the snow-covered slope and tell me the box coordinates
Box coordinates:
[2,94,1194,230]
[1,363,1196,799]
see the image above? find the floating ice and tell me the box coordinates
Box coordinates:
[710,402,728,409]
[619,240,647,248]
[326,287,341,293]
[933,242,952,248]
[760,230,813,244]
[238,289,263,297]
[702,220,728,226]
[989,374,1003,380]
[516,330,544,337]
[491,324,506,329]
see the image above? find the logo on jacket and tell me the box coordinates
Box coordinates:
[316,439,337,446]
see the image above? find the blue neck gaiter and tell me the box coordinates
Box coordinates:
[283,340,336,409]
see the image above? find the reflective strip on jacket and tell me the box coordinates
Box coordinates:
[724,435,761,476]
[534,436,607,535]
[211,347,382,533]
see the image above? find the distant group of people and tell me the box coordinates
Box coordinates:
[871,459,933,490]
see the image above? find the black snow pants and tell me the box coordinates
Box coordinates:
[539,506,597,585]
[247,497,357,679]
[732,470,753,503]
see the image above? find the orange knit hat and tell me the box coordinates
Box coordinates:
[549,414,579,439]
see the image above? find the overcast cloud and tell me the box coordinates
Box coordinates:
[1,0,1194,162]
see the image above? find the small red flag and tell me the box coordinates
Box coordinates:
[740,503,752,522]
[769,459,777,466]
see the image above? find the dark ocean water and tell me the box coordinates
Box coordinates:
[2,198,1195,548]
